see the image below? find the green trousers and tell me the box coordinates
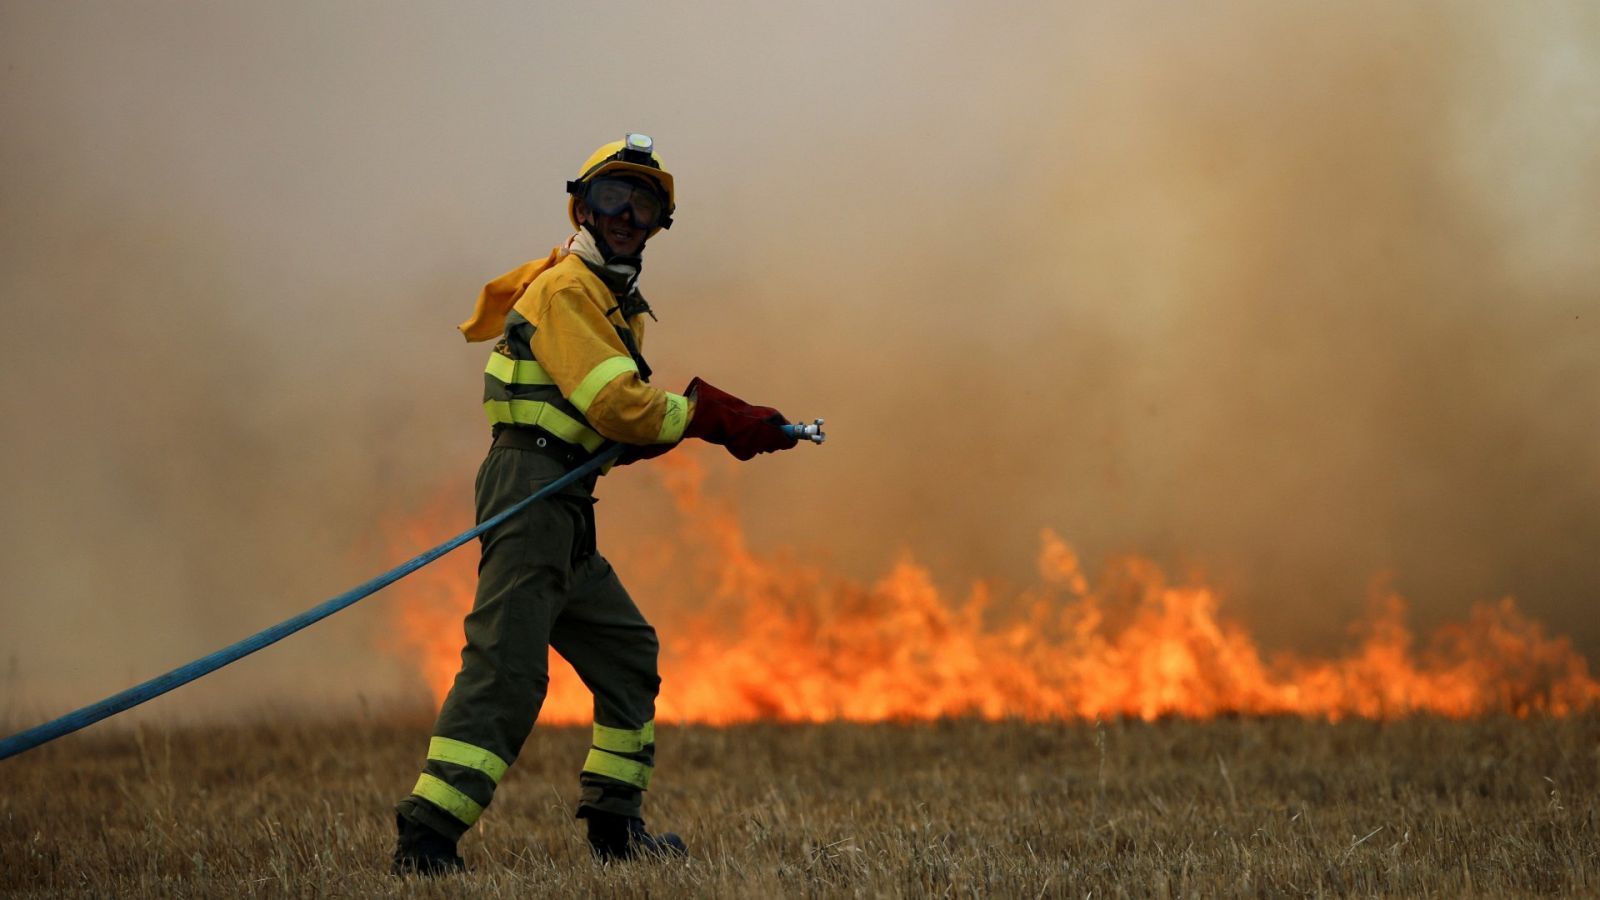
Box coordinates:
[396,442,661,842]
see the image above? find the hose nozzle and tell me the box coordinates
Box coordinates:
[781,418,826,445]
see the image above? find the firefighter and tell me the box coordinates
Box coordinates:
[392,134,797,874]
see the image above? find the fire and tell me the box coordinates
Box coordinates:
[387,450,1599,723]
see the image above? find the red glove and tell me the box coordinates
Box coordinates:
[683,377,799,461]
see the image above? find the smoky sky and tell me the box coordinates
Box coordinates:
[1,2,1596,718]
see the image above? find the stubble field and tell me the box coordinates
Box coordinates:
[1,713,1596,897]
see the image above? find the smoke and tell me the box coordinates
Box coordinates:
[1,2,1595,718]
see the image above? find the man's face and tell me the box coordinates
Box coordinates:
[577,175,662,258]
[583,204,647,258]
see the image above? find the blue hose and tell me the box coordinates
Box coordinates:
[0,442,626,761]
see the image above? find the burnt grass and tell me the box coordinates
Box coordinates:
[1,713,1596,897]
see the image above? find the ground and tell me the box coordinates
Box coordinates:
[1,713,1595,897]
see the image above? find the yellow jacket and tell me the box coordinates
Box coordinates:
[471,251,689,450]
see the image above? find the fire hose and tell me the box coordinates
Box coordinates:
[0,419,826,761]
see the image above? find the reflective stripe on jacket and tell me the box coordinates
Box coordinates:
[483,253,690,447]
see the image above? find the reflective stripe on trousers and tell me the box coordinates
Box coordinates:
[583,721,656,789]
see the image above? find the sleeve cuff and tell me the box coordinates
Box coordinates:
[656,392,690,443]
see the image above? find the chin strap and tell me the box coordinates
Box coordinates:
[583,223,618,261]
[570,227,644,300]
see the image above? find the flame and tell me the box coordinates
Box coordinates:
[387,451,1599,723]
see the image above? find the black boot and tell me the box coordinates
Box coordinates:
[584,810,688,861]
[391,812,465,876]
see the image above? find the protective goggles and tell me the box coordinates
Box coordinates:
[582,177,667,230]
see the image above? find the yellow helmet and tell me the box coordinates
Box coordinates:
[566,133,676,236]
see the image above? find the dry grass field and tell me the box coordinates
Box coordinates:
[2,713,1596,897]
